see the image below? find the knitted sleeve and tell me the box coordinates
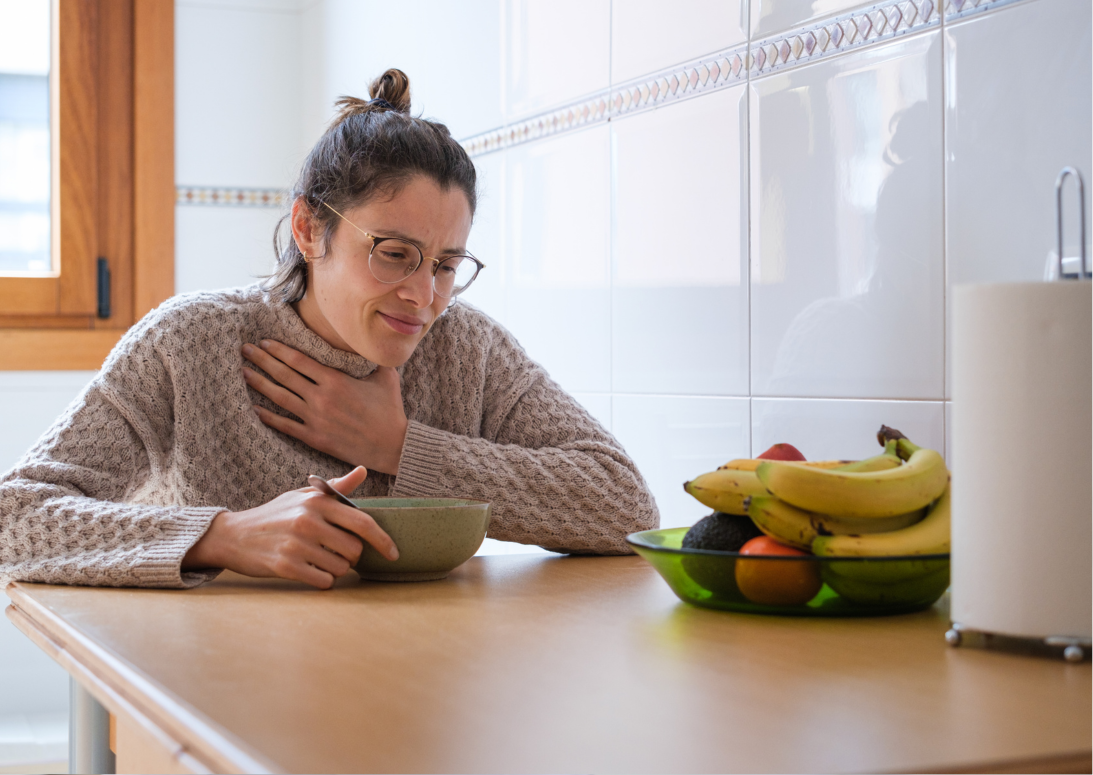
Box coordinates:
[0,311,224,588]
[390,323,660,554]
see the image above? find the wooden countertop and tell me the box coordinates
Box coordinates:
[5,554,1091,774]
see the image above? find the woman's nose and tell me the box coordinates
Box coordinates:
[397,260,436,307]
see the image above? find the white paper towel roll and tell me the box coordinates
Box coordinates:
[951,282,1091,640]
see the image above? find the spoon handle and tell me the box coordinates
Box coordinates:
[307,475,359,510]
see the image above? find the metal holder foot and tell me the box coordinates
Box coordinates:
[946,622,1091,662]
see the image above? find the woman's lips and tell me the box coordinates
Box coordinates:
[379,311,425,335]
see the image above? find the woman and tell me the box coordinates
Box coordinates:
[0,70,659,590]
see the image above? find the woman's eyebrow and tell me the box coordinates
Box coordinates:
[372,228,466,255]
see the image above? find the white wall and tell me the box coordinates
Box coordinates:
[460,0,1091,531]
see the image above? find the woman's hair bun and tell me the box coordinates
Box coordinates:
[329,69,411,128]
[369,68,412,113]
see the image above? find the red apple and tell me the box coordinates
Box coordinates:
[756,443,806,461]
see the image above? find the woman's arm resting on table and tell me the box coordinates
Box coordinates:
[389,318,658,554]
[389,384,659,554]
[0,382,225,588]
[0,313,397,590]
[183,466,399,590]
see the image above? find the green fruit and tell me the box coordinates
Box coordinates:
[682,512,763,552]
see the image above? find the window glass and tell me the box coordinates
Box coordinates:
[0,0,51,274]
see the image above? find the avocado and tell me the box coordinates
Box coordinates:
[680,513,764,601]
[682,512,763,553]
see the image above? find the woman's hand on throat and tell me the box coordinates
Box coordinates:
[241,339,408,475]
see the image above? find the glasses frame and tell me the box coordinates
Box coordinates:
[321,202,485,298]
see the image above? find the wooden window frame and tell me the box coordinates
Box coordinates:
[0,0,174,370]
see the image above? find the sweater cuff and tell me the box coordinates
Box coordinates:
[133,506,225,589]
[391,421,451,497]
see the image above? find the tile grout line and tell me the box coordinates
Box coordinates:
[746,0,754,456]
[941,0,950,457]
[608,0,615,429]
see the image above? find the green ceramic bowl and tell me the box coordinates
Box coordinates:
[351,497,491,582]
[627,527,949,617]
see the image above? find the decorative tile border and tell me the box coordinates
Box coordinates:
[944,0,1028,21]
[463,0,947,157]
[749,0,940,77]
[462,43,749,157]
[176,186,287,207]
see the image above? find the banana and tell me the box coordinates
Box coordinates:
[812,483,951,557]
[821,560,950,607]
[720,439,901,473]
[683,468,769,515]
[746,495,927,552]
[719,458,852,472]
[756,437,948,518]
[833,439,902,473]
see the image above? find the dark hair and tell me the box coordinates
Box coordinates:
[265,68,478,302]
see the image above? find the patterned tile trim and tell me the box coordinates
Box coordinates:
[176,186,288,207]
[750,0,940,78]
[944,0,1030,21]
[462,43,749,157]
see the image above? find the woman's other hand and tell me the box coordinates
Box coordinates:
[241,339,408,474]
[182,466,398,589]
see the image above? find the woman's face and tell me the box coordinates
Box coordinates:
[292,175,473,367]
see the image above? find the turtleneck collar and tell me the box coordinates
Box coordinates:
[261,287,381,381]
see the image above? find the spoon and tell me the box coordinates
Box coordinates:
[307,474,360,510]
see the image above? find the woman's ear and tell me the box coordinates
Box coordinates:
[290,198,323,258]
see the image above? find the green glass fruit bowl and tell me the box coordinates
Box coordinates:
[627,527,949,617]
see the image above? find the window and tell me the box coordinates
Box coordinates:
[0,0,174,369]
[0,0,51,274]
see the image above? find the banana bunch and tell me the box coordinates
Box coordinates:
[755,433,948,519]
[683,442,902,516]
[683,427,950,557]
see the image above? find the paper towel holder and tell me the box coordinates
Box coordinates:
[1055,167,1089,280]
[944,168,1092,663]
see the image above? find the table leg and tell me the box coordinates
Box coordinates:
[69,677,116,775]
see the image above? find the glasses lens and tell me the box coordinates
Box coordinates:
[369,239,422,283]
[434,256,479,297]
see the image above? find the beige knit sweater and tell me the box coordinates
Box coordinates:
[0,286,659,588]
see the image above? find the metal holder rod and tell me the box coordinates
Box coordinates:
[69,678,115,775]
[1055,167,1088,279]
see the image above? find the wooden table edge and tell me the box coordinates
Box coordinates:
[5,582,279,775]
[906,750,1093,774]
[5,571,1090,775]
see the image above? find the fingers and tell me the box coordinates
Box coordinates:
[243,366,308,416]
[330,466,368,495]
[252,404,311,444]
[301,542,354,578]
[311,513,366,564]
[318,500,399,561]
[288,562,337,590]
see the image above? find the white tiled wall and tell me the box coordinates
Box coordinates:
[612,0,748,84]
[749,32,945,400]
[471,0,1089,530]
[502,0,610,120]
[503,126,612,394]
[613,85,749,396]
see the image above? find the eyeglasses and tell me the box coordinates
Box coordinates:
[322,202,484,299]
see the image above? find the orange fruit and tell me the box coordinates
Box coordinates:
[735,536,822,606]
